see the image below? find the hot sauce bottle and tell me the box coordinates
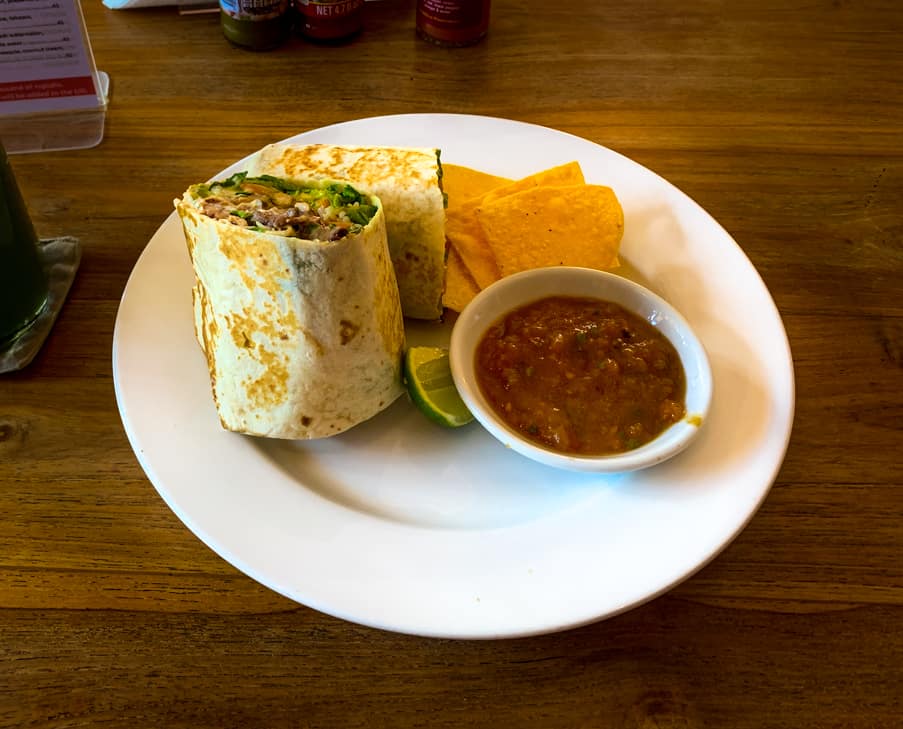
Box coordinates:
[220,0,291,51]
[416,0,490,47]
[295,0,364,43]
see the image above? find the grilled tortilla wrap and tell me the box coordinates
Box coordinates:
[247,144,446,321]
[175,173,405,439]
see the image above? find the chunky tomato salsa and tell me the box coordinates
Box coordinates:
[474,296,686,456]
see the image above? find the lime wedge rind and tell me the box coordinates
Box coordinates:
[403,346,474,428]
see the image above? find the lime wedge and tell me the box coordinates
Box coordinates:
[403,346,474,428]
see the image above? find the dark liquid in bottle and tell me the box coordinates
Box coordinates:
[220,0,290,51]
[294,0,363,43]
[416,0,490,47]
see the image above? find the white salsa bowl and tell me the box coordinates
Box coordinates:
[449,267,713,473]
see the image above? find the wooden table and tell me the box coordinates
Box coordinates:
[3,1,901,725]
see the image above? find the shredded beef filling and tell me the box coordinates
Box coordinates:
[199,182,364,241]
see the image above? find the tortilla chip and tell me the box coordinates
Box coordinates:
[475,184,623,277]
[478,161,585,206]
[442,164,512,215]
[441,161,614,296]
[445,208,502,289]
[444,163,581,287]
[443,246,481,313]
[445,161,586,286]
[442,164,510,288]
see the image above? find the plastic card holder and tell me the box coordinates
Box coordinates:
[0,0,109,154]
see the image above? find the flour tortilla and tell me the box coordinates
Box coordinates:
[175,184,405,439]
[247,144,447,320]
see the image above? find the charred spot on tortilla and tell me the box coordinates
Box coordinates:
[339,320,360,345]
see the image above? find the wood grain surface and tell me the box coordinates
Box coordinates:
[2,1,902,726]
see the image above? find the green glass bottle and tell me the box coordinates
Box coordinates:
[220,0,290,51]
[0,139,48,347]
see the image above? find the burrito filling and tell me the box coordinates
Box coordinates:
[190,172,378,241]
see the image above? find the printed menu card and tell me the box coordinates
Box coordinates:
[0,0,106,152]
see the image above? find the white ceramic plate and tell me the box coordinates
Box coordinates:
[113,114,794,639]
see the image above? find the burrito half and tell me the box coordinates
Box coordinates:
[175,173,405,439]
[248,144,446,321]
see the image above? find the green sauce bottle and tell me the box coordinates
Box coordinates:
[220,0,290,51]
[0,140,48,347]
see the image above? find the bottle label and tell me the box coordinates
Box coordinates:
[295,0,363,19]
[220,0,289,22]
[418,0,483,27]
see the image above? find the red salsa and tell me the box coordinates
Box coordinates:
[474,296,686,456]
